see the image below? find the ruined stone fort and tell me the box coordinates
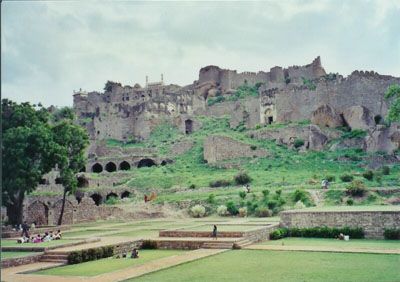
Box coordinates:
[21,56,400,226]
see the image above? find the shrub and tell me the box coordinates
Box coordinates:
[267,200,278,210]
[384,228,400,240]
[294,200,306,209]
[207,193,216,204]
[362,170,374,181]
[105,196,118,205]
[226,201,238,215]
[293,139,305,148]
[293,189,308,202]
[341,129,367,139]
[262,189,269,199]
[190,204,206,218]
[238,207,248,217]
[325,175,336,182]
[270,228,289,240]
[217,205,228,216]
[209,179,231,188]
[346,180,367,197]
[287,226,364,239]
[382,166,390,175]
[346,198,354,206]
[239,191,246,199]
[67,246,113,264]
[234,172,251,185]
[141,240,158,249]
[67,251,82,264]
[340,174,354,182]
[250,145,257,150]
[207,96,225,106]
[255,207,271,217]
[189,184,196,189]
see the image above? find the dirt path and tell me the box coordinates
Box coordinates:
[245,244,400,254]
[2,249,226,282]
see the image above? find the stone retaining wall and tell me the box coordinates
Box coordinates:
[280,210,400,239]
[1,253,42,268]
[159,230,245,238]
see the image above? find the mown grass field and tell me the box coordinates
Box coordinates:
[129,250,400,282]
[1,251,38,260]
[34,250,186,276]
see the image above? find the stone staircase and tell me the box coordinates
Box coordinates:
[40,251,68,264]
[202,241,234,249]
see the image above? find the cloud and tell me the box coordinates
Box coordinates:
[2,1,399,106]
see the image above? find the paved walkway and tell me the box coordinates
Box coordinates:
[1,249,226,282]
[245,244,400,254]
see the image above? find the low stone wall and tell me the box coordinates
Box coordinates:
[1,253,42,268]
[244,223,279,242]
[156,240,206,250]
[280,210,400,239]
[113,240,143,254]
[159,230,245,238]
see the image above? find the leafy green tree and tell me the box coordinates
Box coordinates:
[384,84,400,122]
[52,119,89,225]
[1,99,65,225]
[51,107,75,123]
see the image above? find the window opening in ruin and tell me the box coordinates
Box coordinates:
[92,163,103,173]
[185,119,193,134]
[105,162,117,172]
[79,166,86,172]
[137,158,156,168]
[97,130,100,135]
[39,178,47,185]
[267,116,274,124]
[374,115,382,125]
[90,194,103,206]
[121,191,131,199]
[119,161,131,171]
[55,178,62,184]
[76,196,82,204]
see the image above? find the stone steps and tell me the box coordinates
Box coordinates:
[40,253,68,264]
[202,242,234,249]
[233,239,252,249]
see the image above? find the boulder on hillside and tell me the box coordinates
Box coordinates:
[342,106,374,130]
[308,125,328,150]
[311,104,344,128]
[365,124,400,154]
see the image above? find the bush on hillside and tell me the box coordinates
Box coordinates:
[190,205,206,218]
[293,189,308,202]
[346,198,354,206]
[293,138,305,148]
[346,180,367,197]
[262,189,270,199]
[238,207,248,217]
[362,170,374,181]
[207,193,216,204]
[270,228,289,240]
[255,207,271,217]
[226,201,239,215]
[382,166,390,175]
[325,175,336,182]
[239,191,246,199]
[294,200,306,209]
[217,205,228,216]
[234,172,251,185]
[105,196,119,205]
[340,174,354,182]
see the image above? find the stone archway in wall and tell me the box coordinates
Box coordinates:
[119,161,131,171]
[92,163,103,173]
[137,158,156,168]
[106,192,118,200]
[90,193,103,206]
[26,201,49,226]
[52,199,74,225]
[105,162,117,172]
[185,119,193,134]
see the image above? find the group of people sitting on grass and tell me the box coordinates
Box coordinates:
[115,248,139,259]
[17,230,62,244]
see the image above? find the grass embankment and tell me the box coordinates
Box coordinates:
[34,250,185,277]
[0,239,77,248]
[1,251,38,260]
[130,250,400,282]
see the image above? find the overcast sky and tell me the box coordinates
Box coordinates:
[2,0,400,107]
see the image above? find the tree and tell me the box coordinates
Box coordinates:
[1,99,66,225]
[52,120,89,225]
[51,107,75,123]
[385,84,400,122]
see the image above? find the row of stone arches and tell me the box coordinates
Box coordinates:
[91,159,156,173]
[86,191,132,206]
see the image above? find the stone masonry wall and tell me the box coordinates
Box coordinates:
[280,210,400,239]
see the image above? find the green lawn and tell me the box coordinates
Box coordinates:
[102,229,158,238]
[130,250,400,282]
[260,238,400,250]
[1,251,39,260]
[180,224,266,232]
[62,229,118,238]
[34,250,185,277]
[0,239,77,248]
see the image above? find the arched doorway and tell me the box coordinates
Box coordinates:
[119,161,131,171]
[27,201,49,226]
[105,162,117,172]
[90,193,103,206]
[137,158,156,168]
[92,163,103,173]
[106,192,118,200]
[185,119,193,134]
[121,191,131,199]
[77,176,89,188]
